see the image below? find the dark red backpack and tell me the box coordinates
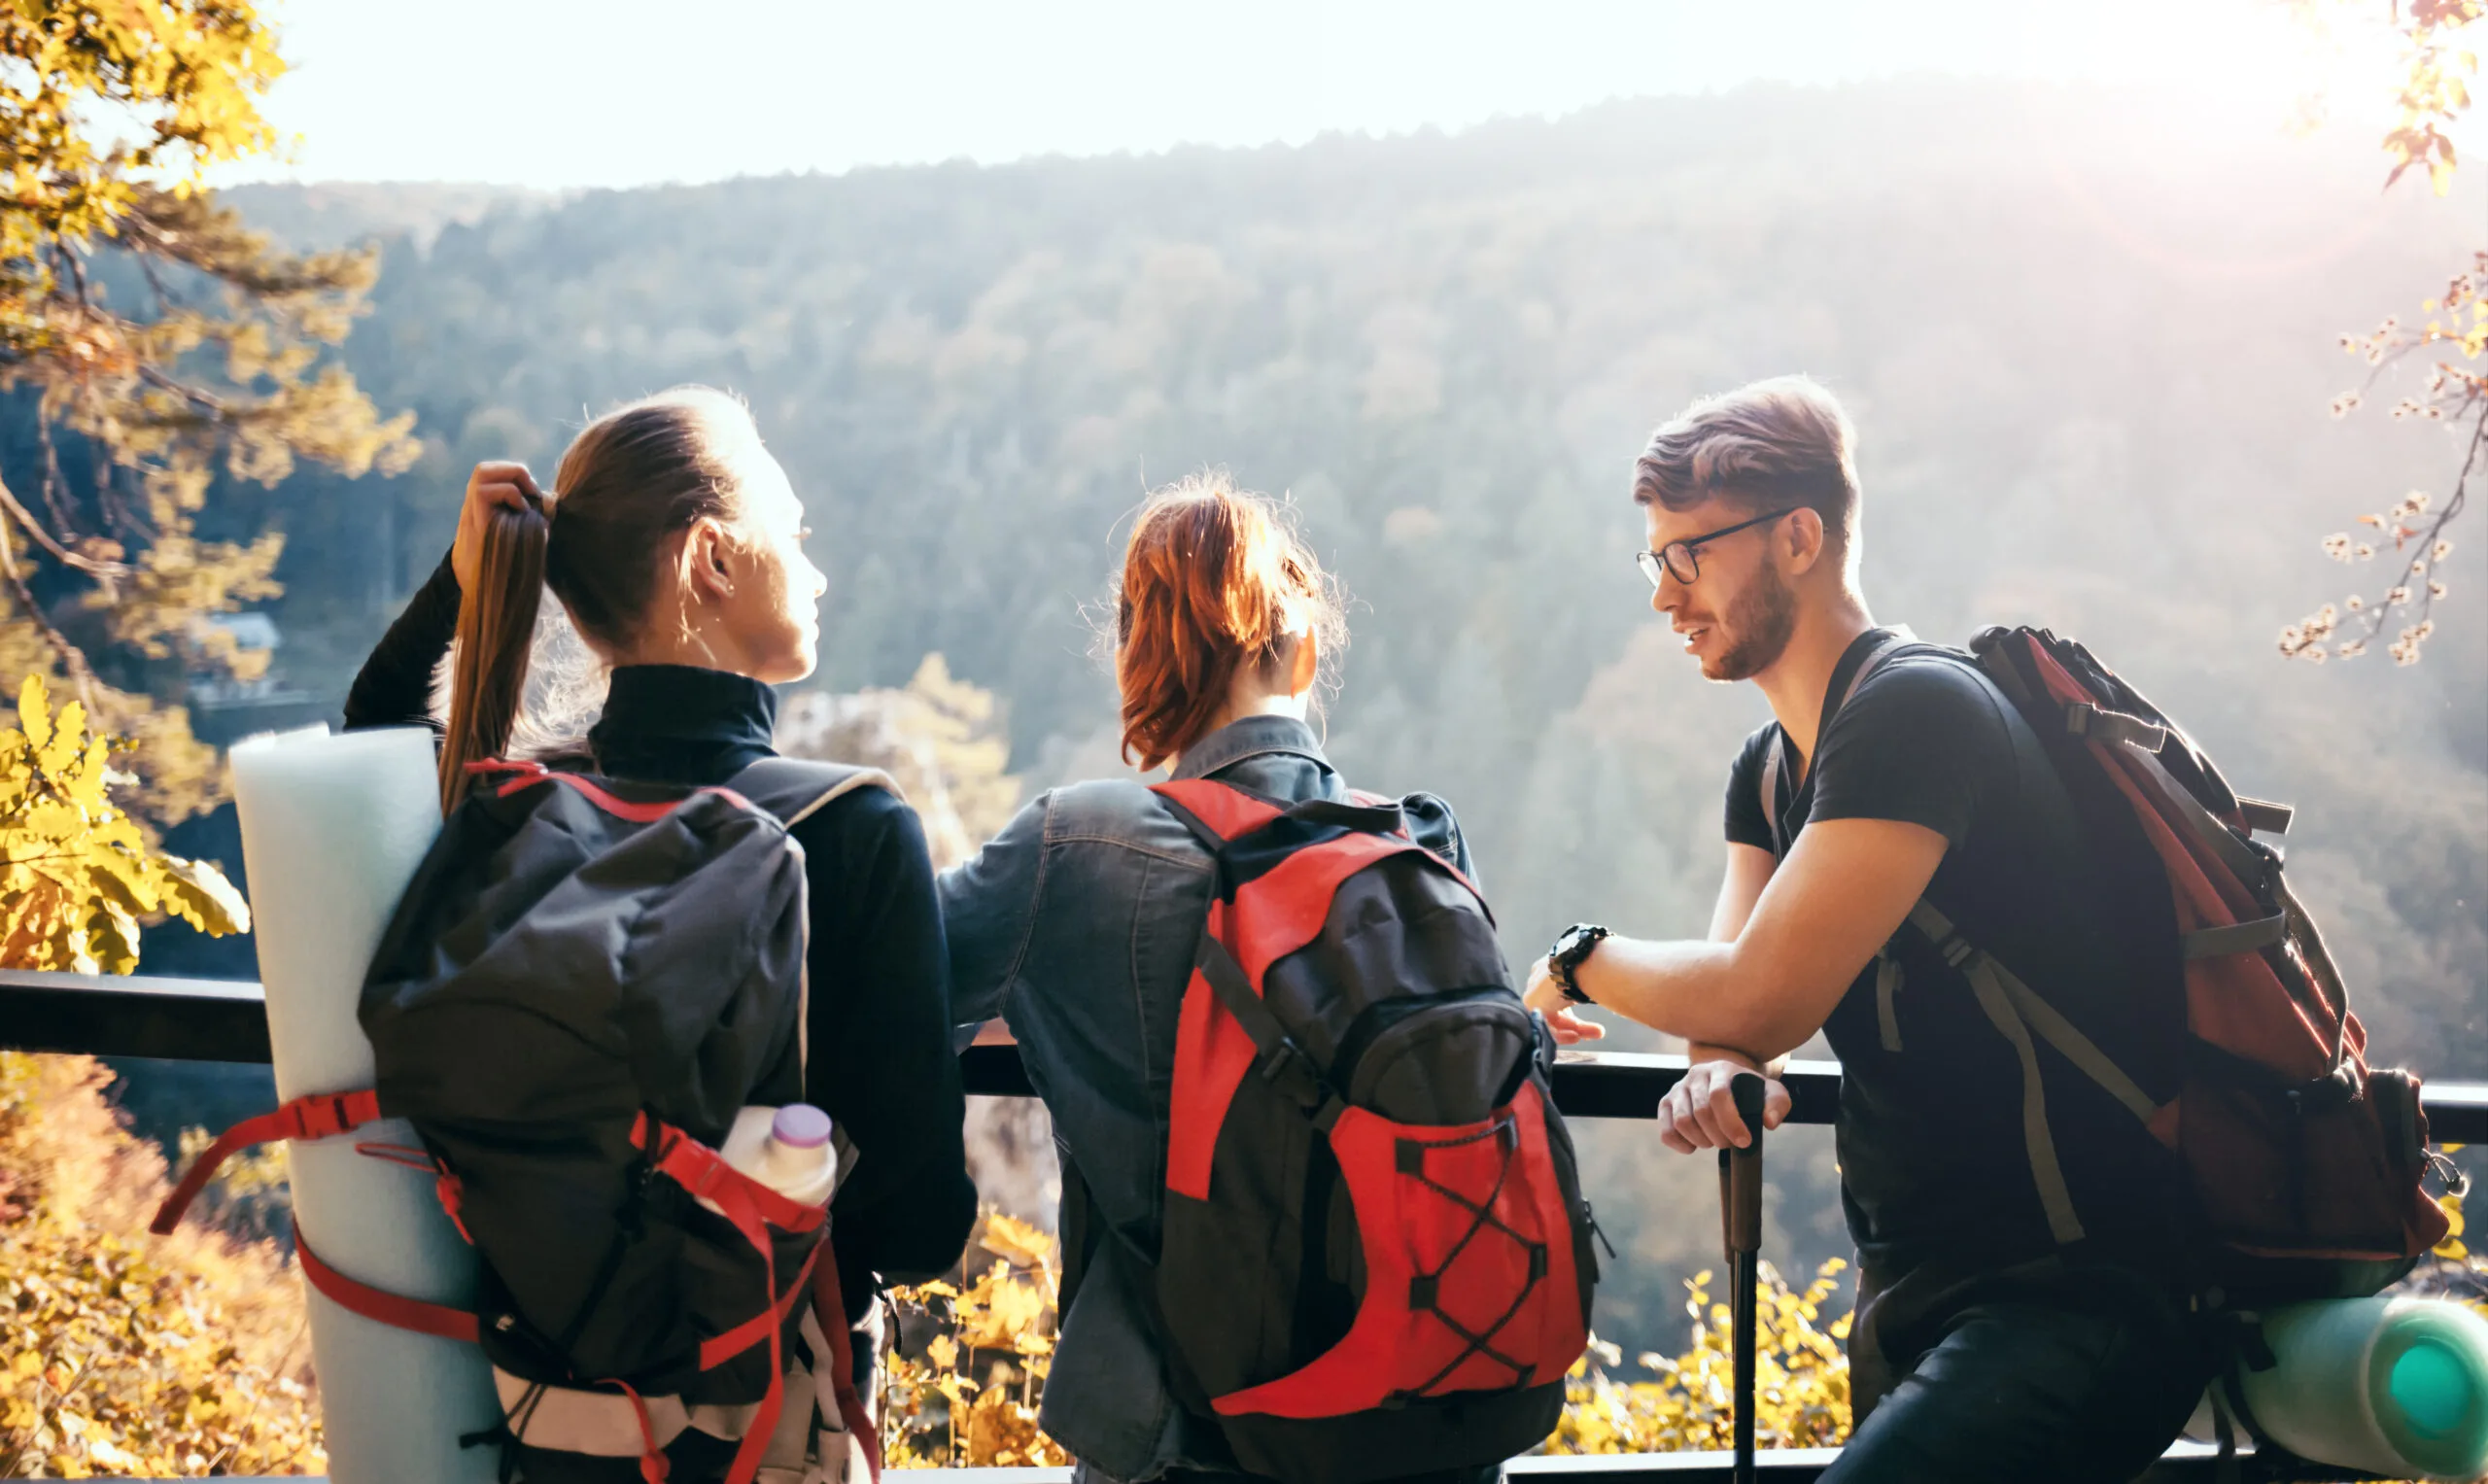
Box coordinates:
[1817,628,2453,1303]
[1143,778,1596,1484]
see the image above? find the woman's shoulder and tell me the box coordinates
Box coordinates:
[1387,787,1461,831]
[1033,777,1205,859]
[776,769,928,865]
[1356,786,1473,880]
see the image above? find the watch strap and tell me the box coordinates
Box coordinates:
[1550,923,1608,1004]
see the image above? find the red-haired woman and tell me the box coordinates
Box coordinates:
[943,474,1502,1484]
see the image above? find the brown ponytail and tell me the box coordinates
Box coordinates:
[438,497,550,812]
[1113,472,1345,773]
[436,385,761,813]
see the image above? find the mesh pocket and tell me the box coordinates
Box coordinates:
[1210,1084,1586,1421]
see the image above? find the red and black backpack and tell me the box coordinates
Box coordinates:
[1820,627,2454,1304]
[1138,778,1598,1484]
[156,755,891,1484]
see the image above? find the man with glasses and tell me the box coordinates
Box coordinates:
[1522,376,2204,1482]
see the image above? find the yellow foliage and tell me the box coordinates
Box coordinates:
[881,1209,1070,1468]
[1546,1260,1852,1457]
[0,675,247,974]
[0,1052,321,1476]
[0,1,417,826]
[775,655,1021,873]
[879,1216,1858,1468]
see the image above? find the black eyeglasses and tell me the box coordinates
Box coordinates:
[1634,508,1798,589]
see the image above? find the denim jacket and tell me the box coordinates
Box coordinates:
[940,715,1473,1483]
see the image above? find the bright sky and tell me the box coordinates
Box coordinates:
[229,0,2407,189]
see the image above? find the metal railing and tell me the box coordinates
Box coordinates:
[8,968,2482,1139]
[6,967,2478,1482]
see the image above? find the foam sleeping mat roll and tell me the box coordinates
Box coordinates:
[230,726,499,1484]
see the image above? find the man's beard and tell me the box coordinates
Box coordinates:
[1706,562,1798,682]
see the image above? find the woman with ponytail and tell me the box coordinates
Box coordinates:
[942,474,1495,1484]
[344,388,976,1479]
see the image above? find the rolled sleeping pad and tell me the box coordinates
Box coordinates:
[2232,1295,2488,1481]
[230,725,500,1484]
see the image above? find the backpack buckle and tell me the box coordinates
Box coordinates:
[2064,703,2168,753]
[288,1090,376,1141]
[1257,1038,1328,1108]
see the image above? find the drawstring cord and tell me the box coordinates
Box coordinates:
[610,1379,670,1484]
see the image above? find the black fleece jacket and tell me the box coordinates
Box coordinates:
[344,552,977,1317]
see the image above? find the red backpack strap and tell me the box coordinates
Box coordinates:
[696,1243,820,1371]
[294,1219,482,1343]
[152,1089,383,1235]
[810,1250,883,1484]
[628,1114,825,1484]
[1151,777,1283,843]
[472,758,749,825]
[631,1114,828,1236]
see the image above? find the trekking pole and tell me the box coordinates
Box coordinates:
[1717,1071,1768,1484]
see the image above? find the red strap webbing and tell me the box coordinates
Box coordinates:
[693,1179,784,1484]
[698,1243,819,1371]
[294,1219,482,1344]
[810,1249,883,1484]
[629,1112,830,1484]
[630,1113,829,1235]
[152,1089,384,1235]
[1149,777,1281,841]
[469,758,756,823]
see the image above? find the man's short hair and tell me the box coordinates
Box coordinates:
[1634,376,1859,552]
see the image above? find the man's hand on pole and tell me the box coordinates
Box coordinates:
[1659,1058,1791,1154]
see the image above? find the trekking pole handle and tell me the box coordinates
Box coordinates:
[1721,1072,1767,1256]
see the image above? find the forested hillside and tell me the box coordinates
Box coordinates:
[134,79,2488,1351]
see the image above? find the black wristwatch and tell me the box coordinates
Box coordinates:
[1546,923,1610,1006]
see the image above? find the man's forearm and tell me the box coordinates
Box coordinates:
[1571,935,1808,1061]
[1683,1041,1790,1077]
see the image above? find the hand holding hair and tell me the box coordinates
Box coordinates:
[452,461,548,593]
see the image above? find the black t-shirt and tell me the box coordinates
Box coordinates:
[1725,629,2184,1280]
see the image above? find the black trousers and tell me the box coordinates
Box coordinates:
[1824,1259,2210,1484]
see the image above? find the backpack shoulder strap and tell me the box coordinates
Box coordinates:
[729,755,902,829]
[726,757,904,1087]
[1760,626,1923,857]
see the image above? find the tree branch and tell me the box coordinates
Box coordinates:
[0,481,99,713]
[0,467,127,577]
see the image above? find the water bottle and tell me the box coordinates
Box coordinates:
[708,1103,840,1210]
[2194,1295,2488,1481]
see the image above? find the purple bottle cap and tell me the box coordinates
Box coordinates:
[771,1103,832,1150]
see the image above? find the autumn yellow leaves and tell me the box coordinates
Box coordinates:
[0,676,247,975]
